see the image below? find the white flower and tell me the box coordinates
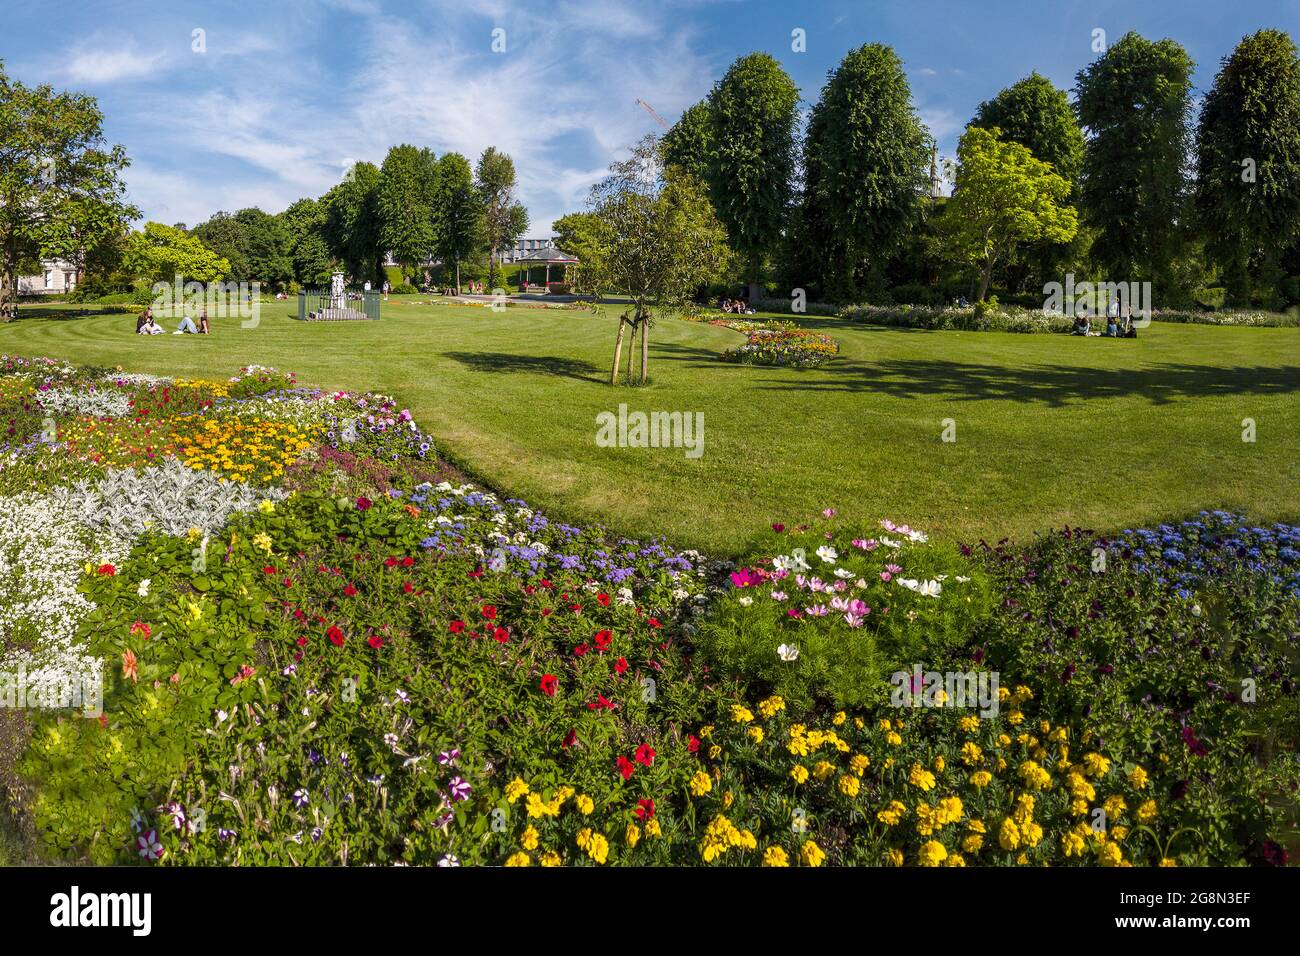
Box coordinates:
[833,567,853,579]
[136,578,151,598]
[738,596,753,607]
[216,709,229,723]
[815,546,838,563]
[880,536,902,549]
[777,644,800,662]
[917,579,942,598]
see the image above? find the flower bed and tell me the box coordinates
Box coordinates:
[1,355,1294,867]
[715,320,841,368]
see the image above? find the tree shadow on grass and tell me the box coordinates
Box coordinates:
[11,305,130,321]
[751,358,1300,407]
[443,351,604,382]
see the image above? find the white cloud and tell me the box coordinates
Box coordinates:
[63,44,167,84]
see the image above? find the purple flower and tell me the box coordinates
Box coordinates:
[292,788,309,808]
[448,776,472,801]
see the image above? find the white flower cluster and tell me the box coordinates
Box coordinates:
[38,387,134,419]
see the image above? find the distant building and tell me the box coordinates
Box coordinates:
[17,259,77,295]
[502,238,555,264]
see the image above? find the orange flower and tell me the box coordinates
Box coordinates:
[122,648,139,683]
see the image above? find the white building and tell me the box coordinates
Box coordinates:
[502,238,555,264]
[17,259,77,295]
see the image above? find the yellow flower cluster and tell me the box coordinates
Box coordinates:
[176,416,316,482]
[699,814,757,863]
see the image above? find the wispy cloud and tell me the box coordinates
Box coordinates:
[62,41,167,84]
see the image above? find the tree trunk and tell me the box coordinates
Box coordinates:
[976,261,993,303]
[639,311,649,384]
[454,260,461,295]
[610,315,627,385]
[0,246,14,322]
[625,316,637,384]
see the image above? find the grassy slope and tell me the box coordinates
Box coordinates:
[2,299,1297,556]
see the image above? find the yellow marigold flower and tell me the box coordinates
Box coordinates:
[1137,799,1158,823]
[962,833,984,854]
[576,828,592,850]
[995,757,1007,773]
[762,846,789,867]
[1021,821,1043,847]
[1070,798,1088,816]
[525,792,556,818]
[748,726,764,744]
[944,853,966,867]
[1097,842,1123,867]
[504,852,530,866]
[257,499,276,514]
[1018,760,1052,791]
[722,790,734,808]
[813,760,835,781]
[969,770,992,789]
[1112,825,1128,841]
[252,532,273,554]
[739,829,757,850]
[938,796,964,824]
[504,777,530,803]
[908,764,936,791]
[997,734,1012,748]
[1007,710,1025,725]
[1061,827,1088,858]
[1128,765,1149,789]
[886,731,903,746]
[932,755,945,773]
[883,757,895,770]
[832,710,847,726]
[997,686,1011,702]
[959,716,980,733]
[585,832,610,864]
[879,718,893,731]
[800,840,826,867]
[1012,793,1035,824]
[708,745,722,759]
[894,718,905,730]
[688,771,712,796]
[1103,795,1127,819]
[731,704,754,724]
[1039,719,1051,734]
[838,774,860,798]
[626,823,641,848]
[918,840,948,867]
[1012,685,1034,702]
[521,826,539,850]
[699,725,714,738]
[758,695,786,719]
[961,742,983,766]
[849,754,869,776]
[575,794,595,815]
[539,850,562,867]
[1082,753,1112,778]
[998,818,1021,851]
[790,764,809,784]
[645,819,662,838]
[1159,857,1177,867]
[555,785,575,804]
[877,801,907,826]
[854,717,865,729]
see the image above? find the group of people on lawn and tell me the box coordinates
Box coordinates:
[135,308,210,335]
[720,296,756,314]
[1070,300,1140,338]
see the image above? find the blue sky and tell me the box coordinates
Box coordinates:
[3,0,1297,235]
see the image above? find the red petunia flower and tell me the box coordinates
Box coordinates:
[588,693,614,711]
[573,643,589,657]
[540,674,558,697]
[97,563,116,576]
[343,584,358,597]
[401,556,414,567]
[634,798,656,821]
[647,617,661,629]
[772,523,785,533]
[262,566,277,575]
[297,636,309,646]
[687,735,700,753]
[326,625,345,646]
[561,729,577,748]
[367,634,384,649]
[614,657,629,674]
[616,755,636,780]
[130,620,152,640]
[481,604,497,620]
[385,557,398,567]
[597,592,611,607]
[403,581,414,594]
[594,629,612,651]
[356,497,373,510]
[492,627,510,643]
[449,620,466,633]
[634,743,656,767]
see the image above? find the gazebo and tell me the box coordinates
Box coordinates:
[516,245,579,291]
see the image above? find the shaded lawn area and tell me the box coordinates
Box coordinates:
[1,297,1297,556]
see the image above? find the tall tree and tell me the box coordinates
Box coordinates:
[123,222,230,285]
[799,43,931,300]
[972,73,1085,188]
[279,198,332,285]
[662,100,714,183]
[323,161,384,285]
[191,211,250,279]
[1195,29,1300,305]
[433,152,484,293]
[706,53,799,299]
[475,147,528,290]
[378,144,439,282]
[943,126,1078,301]
[552,211,606,295]
[586,136,730,385]
[0,61,136,318]
[1075,32,1195,289]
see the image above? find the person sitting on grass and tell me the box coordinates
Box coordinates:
[173,314,199,334]
[1070,313,1091,335]
[198,309,211,334]
[1105,312,1118,337]
[138,312,164,335]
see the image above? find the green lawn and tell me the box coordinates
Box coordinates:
[2,298,1298,556]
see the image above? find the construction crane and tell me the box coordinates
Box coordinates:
[635,99,669,129]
